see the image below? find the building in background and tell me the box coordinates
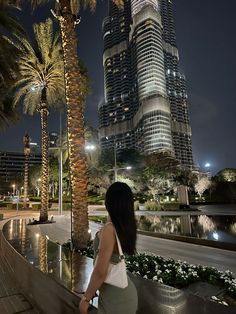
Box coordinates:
[99,0,193,169]
[49,132,59,148]
[0,151,41,193]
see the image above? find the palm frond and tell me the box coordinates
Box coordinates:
[13,18,65,115]
[0,94,20,129]
[61,0,124,15]
[26,0,51,11]
[0,0,25,86]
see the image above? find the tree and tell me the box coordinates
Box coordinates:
[13,18,65,222]
[144,151,179,176]
[49,157,59,198]
[217,168,236,183]
[145,173,174,201]
[29,164,41,196]
[23,0,123,248]
[194,176,211,199]
[174,169,197,190]
[143,152,177,201]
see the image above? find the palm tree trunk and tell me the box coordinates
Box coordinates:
[39,87,49,222]
[23,152,29,207]
[23,134,31,208]
[58,0,89,249]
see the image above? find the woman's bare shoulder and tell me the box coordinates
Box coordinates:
[97,222,115,239]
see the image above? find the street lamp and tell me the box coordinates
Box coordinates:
[105,136,119,181]
[85,144,96,151]
[108,165,132,182]
[85,144,96,164]
[48,112,67,215]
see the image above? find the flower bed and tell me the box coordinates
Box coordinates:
[125,253,236,299]
[77,242,236,303]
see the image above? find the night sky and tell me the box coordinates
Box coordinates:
[0,0,236,173]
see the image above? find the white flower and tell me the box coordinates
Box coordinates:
[222,301,228,306]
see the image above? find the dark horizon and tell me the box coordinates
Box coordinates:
[0,0,236,174]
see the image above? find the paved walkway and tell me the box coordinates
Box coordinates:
[0,219,40,314]
[0,255,39,314]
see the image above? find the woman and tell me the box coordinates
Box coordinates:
[79,182,138,314]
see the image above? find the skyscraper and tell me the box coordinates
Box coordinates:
[99,0,194,169]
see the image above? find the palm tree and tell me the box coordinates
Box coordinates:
[22,0,123,248]
[0,0,24,127]
[13,18,65,222]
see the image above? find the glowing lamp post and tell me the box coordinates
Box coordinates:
[12,184,16,195]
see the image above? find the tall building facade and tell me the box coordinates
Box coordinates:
[0,151,41,193]
[99,0,193,169]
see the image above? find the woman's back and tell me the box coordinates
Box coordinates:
[94,224,138,314]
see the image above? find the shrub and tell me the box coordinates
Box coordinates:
[144,201,161,211]
[162,202,180,211]
[88,195,105,205]
[31,204,41,210]
[31,203,52,210]
[29,197,41,202]
[0,202,10,208]
[62,203,71,210]
[134,201,140,211]
[6,203,23,209]
[88,216,107,224]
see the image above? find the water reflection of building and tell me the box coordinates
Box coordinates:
[137,215,181,234]
[180,216,191,236]
[39,237,48,273]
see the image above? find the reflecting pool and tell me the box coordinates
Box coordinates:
[136,215,236,244]
[2,219,93,295]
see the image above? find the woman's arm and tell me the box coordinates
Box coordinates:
[84,223,115,300]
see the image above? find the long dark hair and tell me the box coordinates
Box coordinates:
[105,182,136,255]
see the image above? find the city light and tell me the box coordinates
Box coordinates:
[85,144,96,151]
[213,232,219,240]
